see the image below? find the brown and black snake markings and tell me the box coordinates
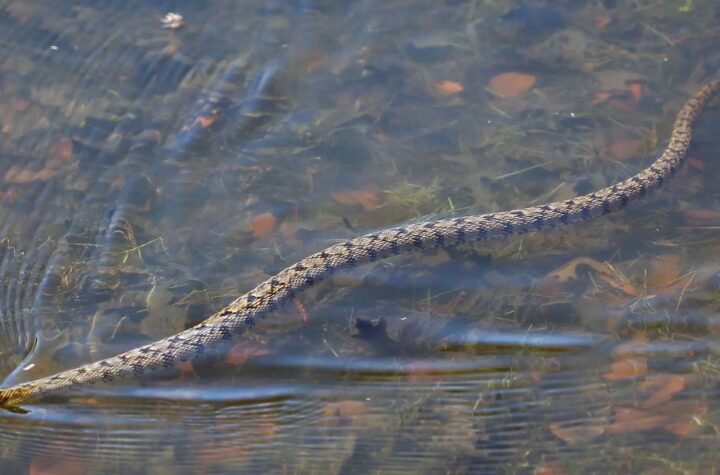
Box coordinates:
[0,76,718,411]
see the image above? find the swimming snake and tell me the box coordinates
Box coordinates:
[0,76,718,410]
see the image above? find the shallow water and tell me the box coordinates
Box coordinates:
[0,0,720,473]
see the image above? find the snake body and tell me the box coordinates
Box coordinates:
[0,77,718,409]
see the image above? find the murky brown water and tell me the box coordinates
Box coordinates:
[0,0,719,473]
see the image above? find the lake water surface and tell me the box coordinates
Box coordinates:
[0,0,719,473]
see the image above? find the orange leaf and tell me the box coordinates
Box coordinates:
[631,330,650,345]
[53,137,74,162]
[4,165,57,184]
[687,157,705,171]
[609,138,643,161]
[595,13,612,30]
[645,254,681,289]
[608,400,707,436]
[279,221,298,238]
[293,297,309,323]
[594,91,612,102]
[175,360,195,376]
[664,420,702,437]
[534,464,565,475]
[639,374,687,409]
[404,361,444,382]
[544,258,638,296]
[662,400,707,436]
[626,82,644,103]
[607,406,664,434]
[332,184,380,211]
[226,342,272,366]
[683,208,720,226]
[602,357,647,380]
[487,72,537,98]
[548,422,605,445]
[198,115,217,128]
[434,80,464,95]
[251,212,277,238]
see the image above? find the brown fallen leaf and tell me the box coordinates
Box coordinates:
[594,91,612,103]
[279,221,298,238]
[293,297,309,323]
[681,208,720,226]
[594,87,640,112]
[542,257,638,296]
[251,212,277,238]
[595,12,612,30]
[332,184,380,211]
[645,254,681,289]
[609,330,648,360]
[434,80,464,95]
[225,342,272,366]
[404,361,445,382]
[626,81,644,103]
[662,399,708,435]
[646,257,695,300]
[607,406,665,434]
[608,399,707,437]
[175,360,196,379]
[548,422,605,445]
[4,165,58,184]
[664,420,702,437]
[687,157,705,171]
[602,357,648,381]
[534,464,566,475]
[487,72,537,98]
[609,138,644,161]
[52,137,74,162]
[182,113,218,131]
[639,374,689,409]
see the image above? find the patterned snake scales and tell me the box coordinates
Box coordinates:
[0,77,718,410]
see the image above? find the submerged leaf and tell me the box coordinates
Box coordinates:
[332,184,380,211]
[487,72,537,98]
[548,422,605,445]
[434,80,464,95]
[542,257,638,296]
[602,357,647,381]
[251,212,277,238]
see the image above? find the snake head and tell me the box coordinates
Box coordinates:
[0,402,29,414]
[0,389,31,414]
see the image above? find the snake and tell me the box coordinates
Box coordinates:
[0,76,718,410]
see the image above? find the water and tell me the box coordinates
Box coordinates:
[0,0,719,473]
